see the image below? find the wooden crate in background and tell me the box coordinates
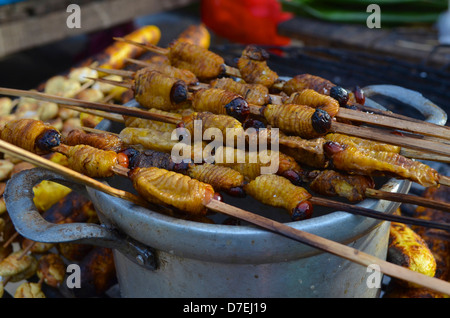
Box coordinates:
[0,0,198,58]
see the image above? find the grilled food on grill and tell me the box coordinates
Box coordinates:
[71,247,117,297]
[244,174,313,221]
[210,77,270,106]
[281,74,349,107]
[190,88,250,121]
[63,129,125,152]
[187,163,246,197]
[129,166,220,215]
[387,216,437,287]
[176,24,211,49]
[285,89,340,118]
[236,45,278,88]
[36,253,66,288]
[0,250,38,282]
[119,126,178,153]
[56,144,127,178]
[133,69,189,110]
[412,186,450,283]
[180,111,245,141]
[14,282,45,298]
[166,40,226,81]
[262,103,332,138]
[325,133,400,153]
[304,169,375,202]
[96,25,161,71]
[324,141,440,187]
[0,119,61,154]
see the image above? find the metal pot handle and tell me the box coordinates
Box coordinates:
[362,84,447,126]
[4,168,157,270]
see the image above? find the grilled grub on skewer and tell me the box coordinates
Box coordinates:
[244,174,313,221]
[261,103,332,138]
[285,89,340,118]
[303,169,375,202]
[236,45,279,88]
[325,133,400,153]
[387,210,437,287]
[187,163,246,197]
[165,40,226,81]
[124,60,199,85]
[123,148,245,197]
[54,144,128,178]
[36,253,66,288]
[0,119,61,154]
[119,126,178,153]
[280,74,351,108]
[63,129,125,152]
[324,141,440,187]
[0,250,38,282]
[133,69,189,111]
[209,77,270,106]
[190,88,250,122]
[179,111,245,141]
[128,166,220,215]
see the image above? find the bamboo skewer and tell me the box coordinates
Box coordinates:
[330,121,450,159]
[1,139,450,295]
[336,107,450,140]
[0,87,180,125]
[365,188,450,212]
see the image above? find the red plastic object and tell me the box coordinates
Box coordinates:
[201,0,292,46]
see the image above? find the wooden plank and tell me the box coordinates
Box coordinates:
[278,16,450,67]
[0,0,199,58]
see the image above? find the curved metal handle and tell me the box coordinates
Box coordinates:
[362,84,447,126]
[4,168,157,270]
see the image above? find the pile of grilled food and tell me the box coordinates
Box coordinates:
[0,23,448,298]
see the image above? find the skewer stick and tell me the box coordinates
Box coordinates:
[2,231,19,248]
[337,107,450,140]
[331,121,450,157]
[1,139,449,294]
[17,241,35,260]
[60,104,124,123]
[0,87,180,125]
[348,102,448,128]
[365,188,450,212]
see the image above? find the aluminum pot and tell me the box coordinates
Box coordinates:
[4,85,447,298]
